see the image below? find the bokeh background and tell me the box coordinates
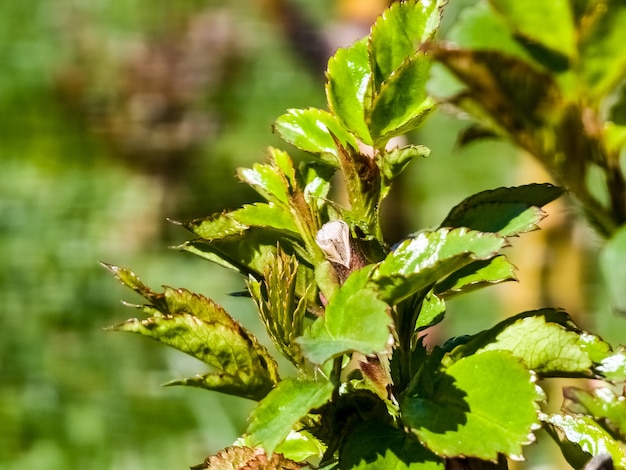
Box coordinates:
[2,1,625,468]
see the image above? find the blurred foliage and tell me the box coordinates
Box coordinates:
[2,0,626,468]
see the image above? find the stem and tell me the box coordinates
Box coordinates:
[330,356,343,387]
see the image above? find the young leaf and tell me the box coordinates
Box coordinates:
[446,309,624,379]
[415,292,446,332]
[248,250,307,367]
[488,0,576,61]
[338,421,444,469]
[367,53,436,146]
[238,161,290,207]
[298,266,391,365]
[247,378,334,454]
[402,350,541,461]
[380,144,431,188]
[544,414,626,469]
[440,183,564,236]
[326,38,373,145]
[368,0,444,91]
[192,446,303,470]
[274,108,358,166]
[105,266,280,401]
[370,227,507,304]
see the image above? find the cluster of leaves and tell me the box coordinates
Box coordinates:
[431,0,626,316]
[106,1,626,469]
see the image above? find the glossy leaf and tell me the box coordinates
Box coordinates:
[104,266,279,401]
[274,108,359,166]
[326,38,372,144]
[368,0,444,90]
[370,227,507,304]
[415,292,446,332]
[274,431,325,464]
[247,378,334,454]
[402,350,541,460]
[440,183,564,236]
[601,224,626,314]
[544,414,626,469]
[298,266,391,365]
[446,309,622,379]
[339,421,444,469]
[488,0,576,61]
[434,256,517,298]
[380,144,431,186]
[564,386,626,440]
[184,203,299,241]
[238,161,290,207]
[367,53,436,146]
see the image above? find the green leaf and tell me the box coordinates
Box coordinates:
[368,0,444,91]
[326,38,373,145]
[416,292,446,332]
[184,203,299,241]
[440,183,564,236]
[544,413,626,469]
[433,46,562,135]
[579,0,626,99]
[564,386,626,440]
[248,250,307,367]
[370,227,507,304]
[274,430,325,464]
[238,161,290,207]
[601,224,626,314]
[380,145,431,187]
[298,266,391,365]
[367,53,436,146]
[402,350,541,460]
[434,256,517,298]
[247,378,334,454]
[339,421,444,469]
[446,309,622,379]
[274,108,359,166]
[488,0,576,61]
[105,267,279,401]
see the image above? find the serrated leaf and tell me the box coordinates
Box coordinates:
[380,145,431,186]
[185,203,299,241]
[578,0,626,99]
[440,183,564,236]
[274,108,359,166]
[247,378,334,454]
[434,256,517,298]
[238,162,290,207]
[402,350,541,460]
[326,38,373,144]
[370,227,507,304]
[192,446,303,470]
[544,414,626,469]
[488,0,576,61]
[601,225,626,314]
[248,250,307,367]
[368,0,444,91]
[274,430,325,464]
[298,266,391,365]
[367,53,436,146]
[564,386,626,440]
[447,308,622,379]
[339,421,444,470]
[179,226,308,278]
[105,270,279,400]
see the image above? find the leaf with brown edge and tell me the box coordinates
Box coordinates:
[105,266,279,401]
[191,446,303,470]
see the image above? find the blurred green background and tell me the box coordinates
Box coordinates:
[2,1,624,468]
